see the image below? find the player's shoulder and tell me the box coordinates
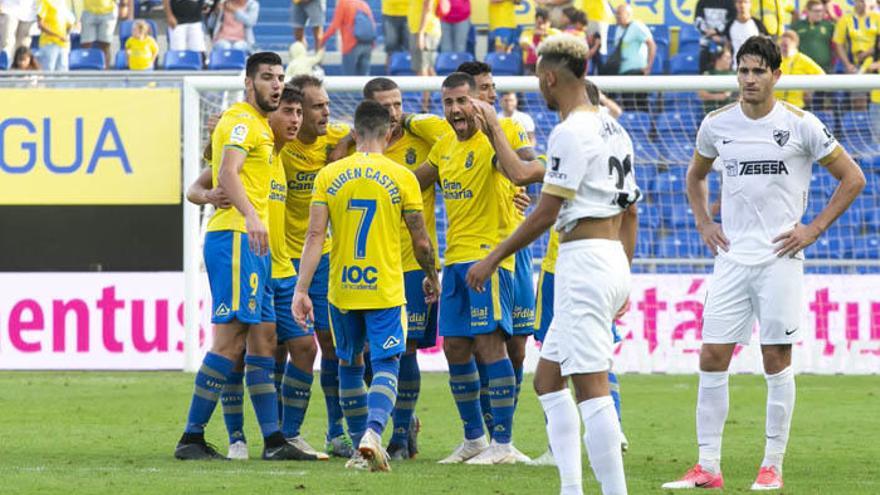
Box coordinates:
[325,121,351,142]
[703,102,739,122]
[554,110,600,137]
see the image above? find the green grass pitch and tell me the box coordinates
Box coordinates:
[1,372,877,494]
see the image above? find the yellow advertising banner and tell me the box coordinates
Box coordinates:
[0,88,181,205]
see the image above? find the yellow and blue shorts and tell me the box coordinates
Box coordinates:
[512,248,536,335]
[265,273,313,343]
[439,263,513,338]
[329,304,407,362]
[404,269,439,349]
[204,230,272,325]
[292,253,331,332]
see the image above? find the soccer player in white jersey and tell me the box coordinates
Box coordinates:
[468,33,640,495]
[662,35,865,491]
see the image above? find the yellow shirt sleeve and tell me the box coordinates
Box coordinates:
[426,135,444,168]
[311,167,328,205]
[400,169,424,213]
[222,116,258,154]
[500,118,530,152]
[405,113,452,145]
[832,15,848,45]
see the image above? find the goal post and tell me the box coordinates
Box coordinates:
[181,74,880,371]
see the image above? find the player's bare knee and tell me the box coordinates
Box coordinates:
[287,336,317,368]
[534,359,566,395]
[474,331,507,363]
[245,323,278,356]
[211,324,247,360]
[699,343,735,372]
[761,344,792,374]
[443,337,472,364]
[315,330,337,358]
[571,372,610,403]
[507,337,527,367]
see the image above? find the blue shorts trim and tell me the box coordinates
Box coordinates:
[204,231,271,325]
[328,304,407,363]
[534,270,554,343]
[611,323,622,344]
[269,275,314,343]
[512,248,536,335]
[292,253,330,331]
[404,270,438,348]
[439,263,512,338]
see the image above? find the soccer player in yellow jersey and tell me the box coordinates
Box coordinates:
[185,85,327,461]
[175,52,309,462]
[293,100,440,472]
[282,74,357,457]
[411,72,544,465]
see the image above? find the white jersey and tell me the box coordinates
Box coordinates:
[543,108,641,232]
[696,101,842,266]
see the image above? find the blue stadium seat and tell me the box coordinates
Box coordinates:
[435,51,474,75]
[114,50,128,70]
[813,110,835,133]
[485,51,522,76]
[635,228,655,258]
[677,41,700,57]
[678,25,701,46]
[69,48,105,70]
[632,140,661,163]
[651,50,667,74]
[654,169,687,193]
[851,235,880,259]
[164,50,202,70]
[655,111,699,140]
[389,51,414,75]
[0,51,8,69]
[208,49,247,70]
[636,202,660,228]
[648,25,670,46]
[618,111,651,137]
[669,53,699,75]
[118,19,159,46]
[841,111,872,141]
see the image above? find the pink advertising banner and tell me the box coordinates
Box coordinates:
[0,273,878,373]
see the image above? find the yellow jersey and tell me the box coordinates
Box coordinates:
[581,0,614,24]
[775,51,825,109]
[860,57,880,103]
[37,0,73,48]
[281,122,351,258]
[312,152,424,310]
[541,228,559,274]
[125,36,159,70]
[495,118,532,270]
[489,0,517,31]
[269,149,296,279]
[382,0,408,17]
[387,116,445,272]
[833,12,880,59]
[751,0,795,37]
[408,0,440,35]
[207,102,275,234]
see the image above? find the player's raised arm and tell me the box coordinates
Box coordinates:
[687,151,729,255]
[217,146,268,256]
[774,148,865,258]
[186,167,232,209]
[413,161,439,191]
[403,211,440,303]
[471,98,545,186]
[292,203,329,328]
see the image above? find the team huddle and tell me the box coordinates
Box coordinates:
[173,33,865,494]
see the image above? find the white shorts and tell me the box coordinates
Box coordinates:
[169,22,206,52]
[541,239,631,376]
[702,256,804,345]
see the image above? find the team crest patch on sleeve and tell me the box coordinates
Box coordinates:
[464,151,474,169]
[230,124,249,144]
[405,147,417,165]
[773,129,790,147]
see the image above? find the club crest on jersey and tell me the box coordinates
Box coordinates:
[405,147,417,165]
[724,159,738,177]
[464,151,474,169]
[773,129,790,147]
[230,124,248,144]
[248,298,257,313]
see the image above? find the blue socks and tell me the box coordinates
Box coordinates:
[220,371,246,443]
[244,354,282,438]
[449,358,484,440]
[513,365,524,408]
[367,356,400,436]
[274,358,286,423]
[281,363,313,438]
[184,352,234,434]
[609,371,622,423]
[339,364,368,447]
[320,357,345,440]
[486,358,516,444]
[477,362,495,435]
[391,352,420,446]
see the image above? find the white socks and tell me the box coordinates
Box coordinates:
[697,371,729,474]
[539,390,583,495]
[580,396,628,495]
[762,367,795,471]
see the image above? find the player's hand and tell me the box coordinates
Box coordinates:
[513,188,531,214]
[773,222,820,258]
[244,213,269,256]
[422,275,440,304]
[470,98,500,134]
[614,299,631,321]
[206,112,222,134]
[205,187,231,208]
[466,258,496,293]
[697,221,729,255]
[291,291,314,329]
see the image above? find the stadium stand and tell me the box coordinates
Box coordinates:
[208,49,248,70]
[0,51,8,70]
[69,48,107,70]
[164,50,202,70]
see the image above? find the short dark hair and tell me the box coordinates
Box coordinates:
[456,61,492,77]
[735,35,781,71]
[354,100,391,138]
[584,79,600,105]
[287,74,323,92]
[363,77,399,100]
[280,84,303,105]
[441,72,476,92]
[535,7,548,20]
[562,6,586,24]
[245,51,282,78]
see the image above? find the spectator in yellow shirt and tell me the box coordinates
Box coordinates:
[751,0,795,37]
[832,0,880,72]
[381,0,408,70]
[775,30,825,109]
[489,0,518,51]
[519,7,559,74]
[36,0,74,71]
[125,19,159,70]
[583,0,614,55]
[860,37,880,141]
[408,0,439,111]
